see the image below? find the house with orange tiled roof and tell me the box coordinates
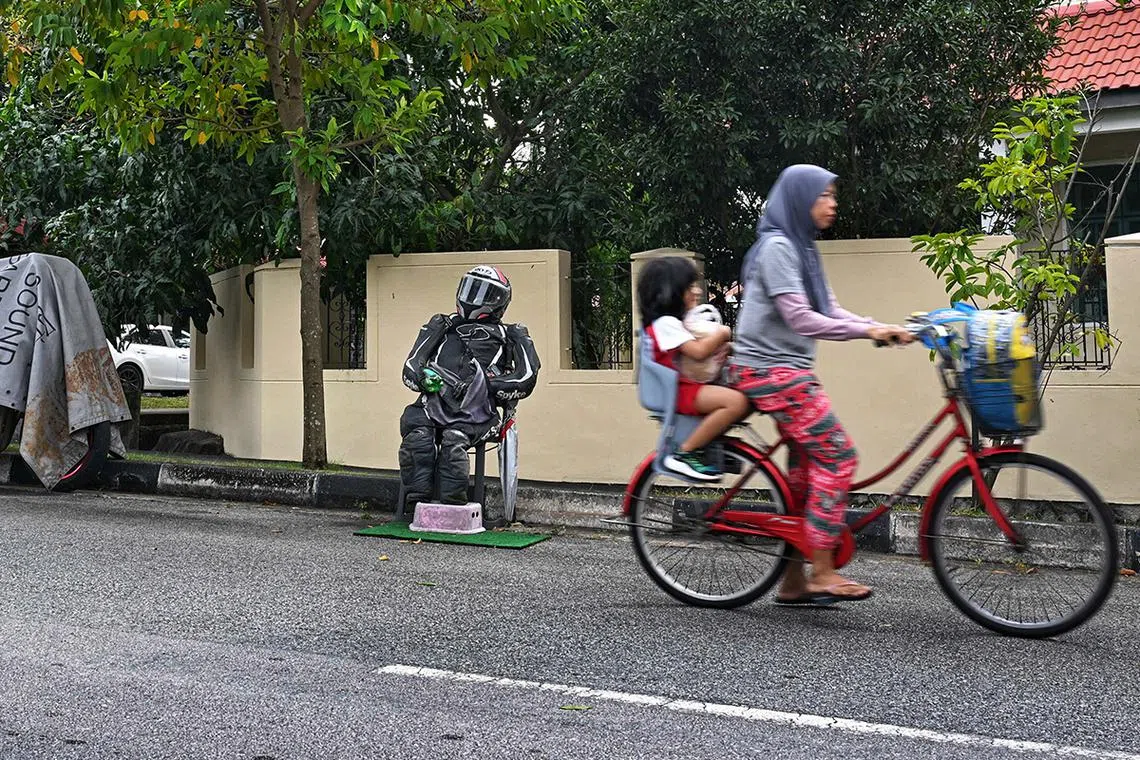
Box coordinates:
[1034,1,1140,368]
[1048,1,1140,178]
[1049,1,1140,95]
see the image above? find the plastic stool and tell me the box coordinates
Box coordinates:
[410,501,486,534]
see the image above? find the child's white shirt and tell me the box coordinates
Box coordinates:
[650,316,693,351]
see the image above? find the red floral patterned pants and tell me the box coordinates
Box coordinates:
[727,365,858,551]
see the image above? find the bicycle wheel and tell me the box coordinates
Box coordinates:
[53,422,111,493]
[926,452,1118,638]
[498,423,518,523]
[628,439,792,608]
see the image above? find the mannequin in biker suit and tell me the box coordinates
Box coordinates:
[398,265,540,509]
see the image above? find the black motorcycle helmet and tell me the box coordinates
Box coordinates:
[456,265,512,321]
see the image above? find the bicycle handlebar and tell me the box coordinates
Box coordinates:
[873,303,973,363]
[901,307,972,364]
[870,321,934,348]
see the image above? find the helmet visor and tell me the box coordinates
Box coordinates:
[458,275,507,308]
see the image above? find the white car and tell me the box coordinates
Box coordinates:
[108,324,190,394]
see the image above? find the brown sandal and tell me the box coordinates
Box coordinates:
[806,581,873,603]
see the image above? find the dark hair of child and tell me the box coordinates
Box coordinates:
[637,256,699,327]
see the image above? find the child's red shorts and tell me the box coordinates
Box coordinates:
[676,379,702,415]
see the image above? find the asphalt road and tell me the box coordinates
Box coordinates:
[0,488,1137,760]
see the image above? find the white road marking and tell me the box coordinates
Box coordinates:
[377,664,1140,760]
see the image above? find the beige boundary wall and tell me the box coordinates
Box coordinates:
[191,233,1140,503]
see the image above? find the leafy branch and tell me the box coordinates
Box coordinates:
[913,94,1136,374]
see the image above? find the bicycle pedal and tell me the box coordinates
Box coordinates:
[701,444,724,468]
[675,499,706,520]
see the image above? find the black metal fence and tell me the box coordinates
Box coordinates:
[570,259,634,370]
[1028,264,1112,370]
[322,291,367,370]
[716,283,1116,372]
[524,253,1120,373]
[317,260,636,372]
[1053,161,1138,370]
[311,255,740,372]
[318,257,1116,373]
[567,259,742,370]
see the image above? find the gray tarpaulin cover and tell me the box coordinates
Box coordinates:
[0,253,130,488]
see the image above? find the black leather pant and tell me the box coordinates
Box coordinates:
[398,402,493,507]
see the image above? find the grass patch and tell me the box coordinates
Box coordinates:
[141,395,189,410]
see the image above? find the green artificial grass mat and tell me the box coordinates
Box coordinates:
[354,521,551,549]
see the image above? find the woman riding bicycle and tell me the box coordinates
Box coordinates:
[726,164,914,604]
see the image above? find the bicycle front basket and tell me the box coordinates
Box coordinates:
[960,309,1043,436]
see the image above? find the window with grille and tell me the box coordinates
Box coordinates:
[1037,163,1140,369]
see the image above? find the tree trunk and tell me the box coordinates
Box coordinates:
[294,166,328,468]
[264,7,328,469]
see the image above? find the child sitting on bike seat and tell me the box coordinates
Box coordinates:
[638,257,750,481]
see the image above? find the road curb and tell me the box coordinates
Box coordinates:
[3,452,1138,568]
[99,458,390,511]
[314,471,402,511]
[110,458,1140,570]
[1122,525,1140,571]
[157,462,318,506]
[101,459,162,493]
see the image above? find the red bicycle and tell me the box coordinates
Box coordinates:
[620,308,1118,638]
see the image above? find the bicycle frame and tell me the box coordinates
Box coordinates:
[622,337,1028,564]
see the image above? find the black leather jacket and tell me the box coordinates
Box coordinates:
[402,313,540,406]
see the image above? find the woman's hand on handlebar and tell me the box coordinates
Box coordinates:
[867,324,915,347]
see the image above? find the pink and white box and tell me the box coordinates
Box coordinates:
[410,502,486,534]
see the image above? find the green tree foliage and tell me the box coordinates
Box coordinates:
[553,0,1061,289]
[2,0,582,466]
[0,72,282,337]
[1,0,1092,385]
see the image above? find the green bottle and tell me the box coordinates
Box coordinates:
[421,367,443,393]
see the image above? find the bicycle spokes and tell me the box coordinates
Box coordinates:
[627,445,792,607]
[926,456,1117,636]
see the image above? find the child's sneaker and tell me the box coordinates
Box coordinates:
[663,450,722,481]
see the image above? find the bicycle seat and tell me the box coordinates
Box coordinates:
[636,331,706,472]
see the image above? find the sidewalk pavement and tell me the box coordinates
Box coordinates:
[1,451,1138,569]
